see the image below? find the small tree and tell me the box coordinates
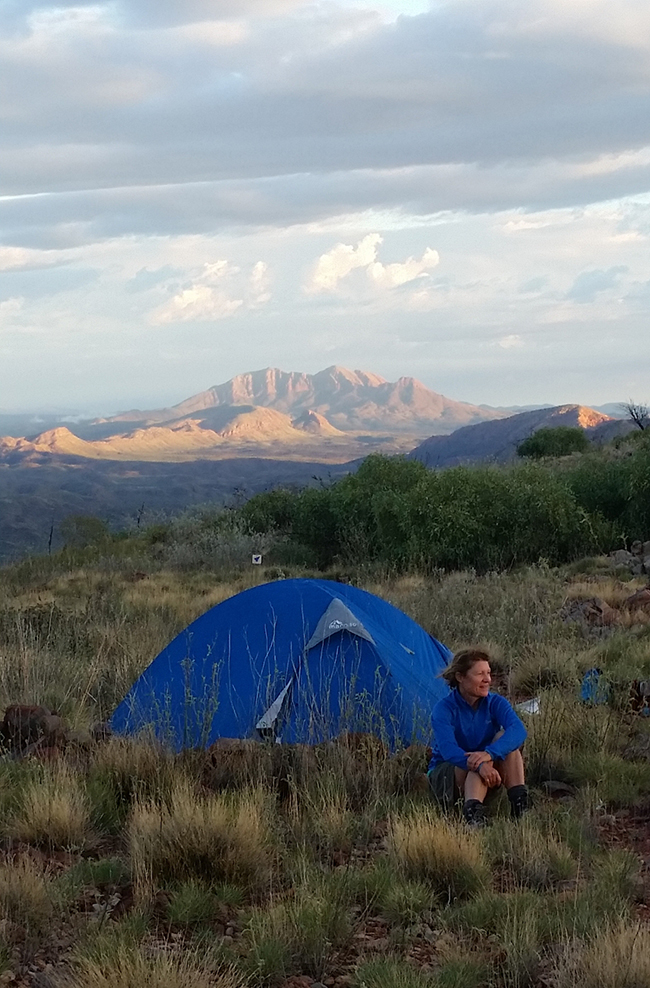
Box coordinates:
[517,426,590,459]
[622,400,649,431]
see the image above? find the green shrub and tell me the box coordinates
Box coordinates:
[517,427,590,459]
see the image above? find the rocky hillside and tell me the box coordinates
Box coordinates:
[409,404,619,467]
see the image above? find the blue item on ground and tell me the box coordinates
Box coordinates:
[428,689,527,772]
[580,667,610,705]
[111,578,452,751]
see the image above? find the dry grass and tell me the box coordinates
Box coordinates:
[245,884,352,981]
[129,781,275,894]
[61,950,246,988]
[486,816,577,890]
[564,577,648,608]
[9,762,94,851]
[554,921,650,988]
[389,807,487,900]
[0,856,53,936]
[91,737,178,796]
[1,558,650,983]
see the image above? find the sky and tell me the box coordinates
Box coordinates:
[1,0,649,414]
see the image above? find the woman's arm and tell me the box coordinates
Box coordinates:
[432,701,469,769]
[484,694,527,760]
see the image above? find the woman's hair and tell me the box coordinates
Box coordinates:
[441,648,491,688]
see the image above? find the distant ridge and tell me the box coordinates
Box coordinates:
[409,404,617,468]
[98,365,504,438]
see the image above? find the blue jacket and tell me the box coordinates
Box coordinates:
[428,690,527,772]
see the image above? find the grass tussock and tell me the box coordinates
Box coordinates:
[9,762,94,850]
[389,807,487,900]
[62,949,245,988]
[129,781,275,893]
[554,921,650,988]
[245,886,351,982]
[87,737,180,834]
[0,856,54,936]
[486,816,577,890]
[354,957,435,988]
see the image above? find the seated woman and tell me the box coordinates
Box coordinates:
[428,648,529,826]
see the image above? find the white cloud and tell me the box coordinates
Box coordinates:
[248,260,272,307]
[151,284,243,324]
[308,233,382,292]
[368,247,439,288]
[0,246,63,271]
[308,235,439,294]
[498,334,525,349]
[148,258,273,323]
[201,260,239,283]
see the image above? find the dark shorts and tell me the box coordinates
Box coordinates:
[428,761,456,810]
[428,760,502,811]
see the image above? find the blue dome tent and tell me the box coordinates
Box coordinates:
[111,579,452,751]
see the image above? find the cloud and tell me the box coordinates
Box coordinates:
[3,0,650,211]
[308,233,382,292]
[248,260,271,307]
[149,258,272,323]
[151,284,243,323]
[566,266,628,303]
[498,334,525,349]
[368,247,439,288]
[0,245,64,271]
[308,235,438,294]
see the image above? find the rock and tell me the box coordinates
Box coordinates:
[0,705,66,752]
[643,541,650,573]
[624,589,650,611]
[561,597,620,627]
[609,549,635,568]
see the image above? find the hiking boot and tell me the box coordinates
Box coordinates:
[463,799,488,828]
[508,784,530,819]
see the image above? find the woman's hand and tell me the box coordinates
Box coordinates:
[466,750,492,772]
[478,762,502,788]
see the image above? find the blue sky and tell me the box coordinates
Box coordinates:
[1,0,649,413]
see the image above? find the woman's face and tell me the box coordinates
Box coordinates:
[457,659,491,700]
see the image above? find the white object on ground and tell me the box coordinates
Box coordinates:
[516,697,541,715]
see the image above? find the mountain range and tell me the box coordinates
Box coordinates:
[0,366,506,464]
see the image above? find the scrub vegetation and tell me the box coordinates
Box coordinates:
[0,434,650,984]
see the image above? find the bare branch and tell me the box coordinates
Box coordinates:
[620,400,649,431]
